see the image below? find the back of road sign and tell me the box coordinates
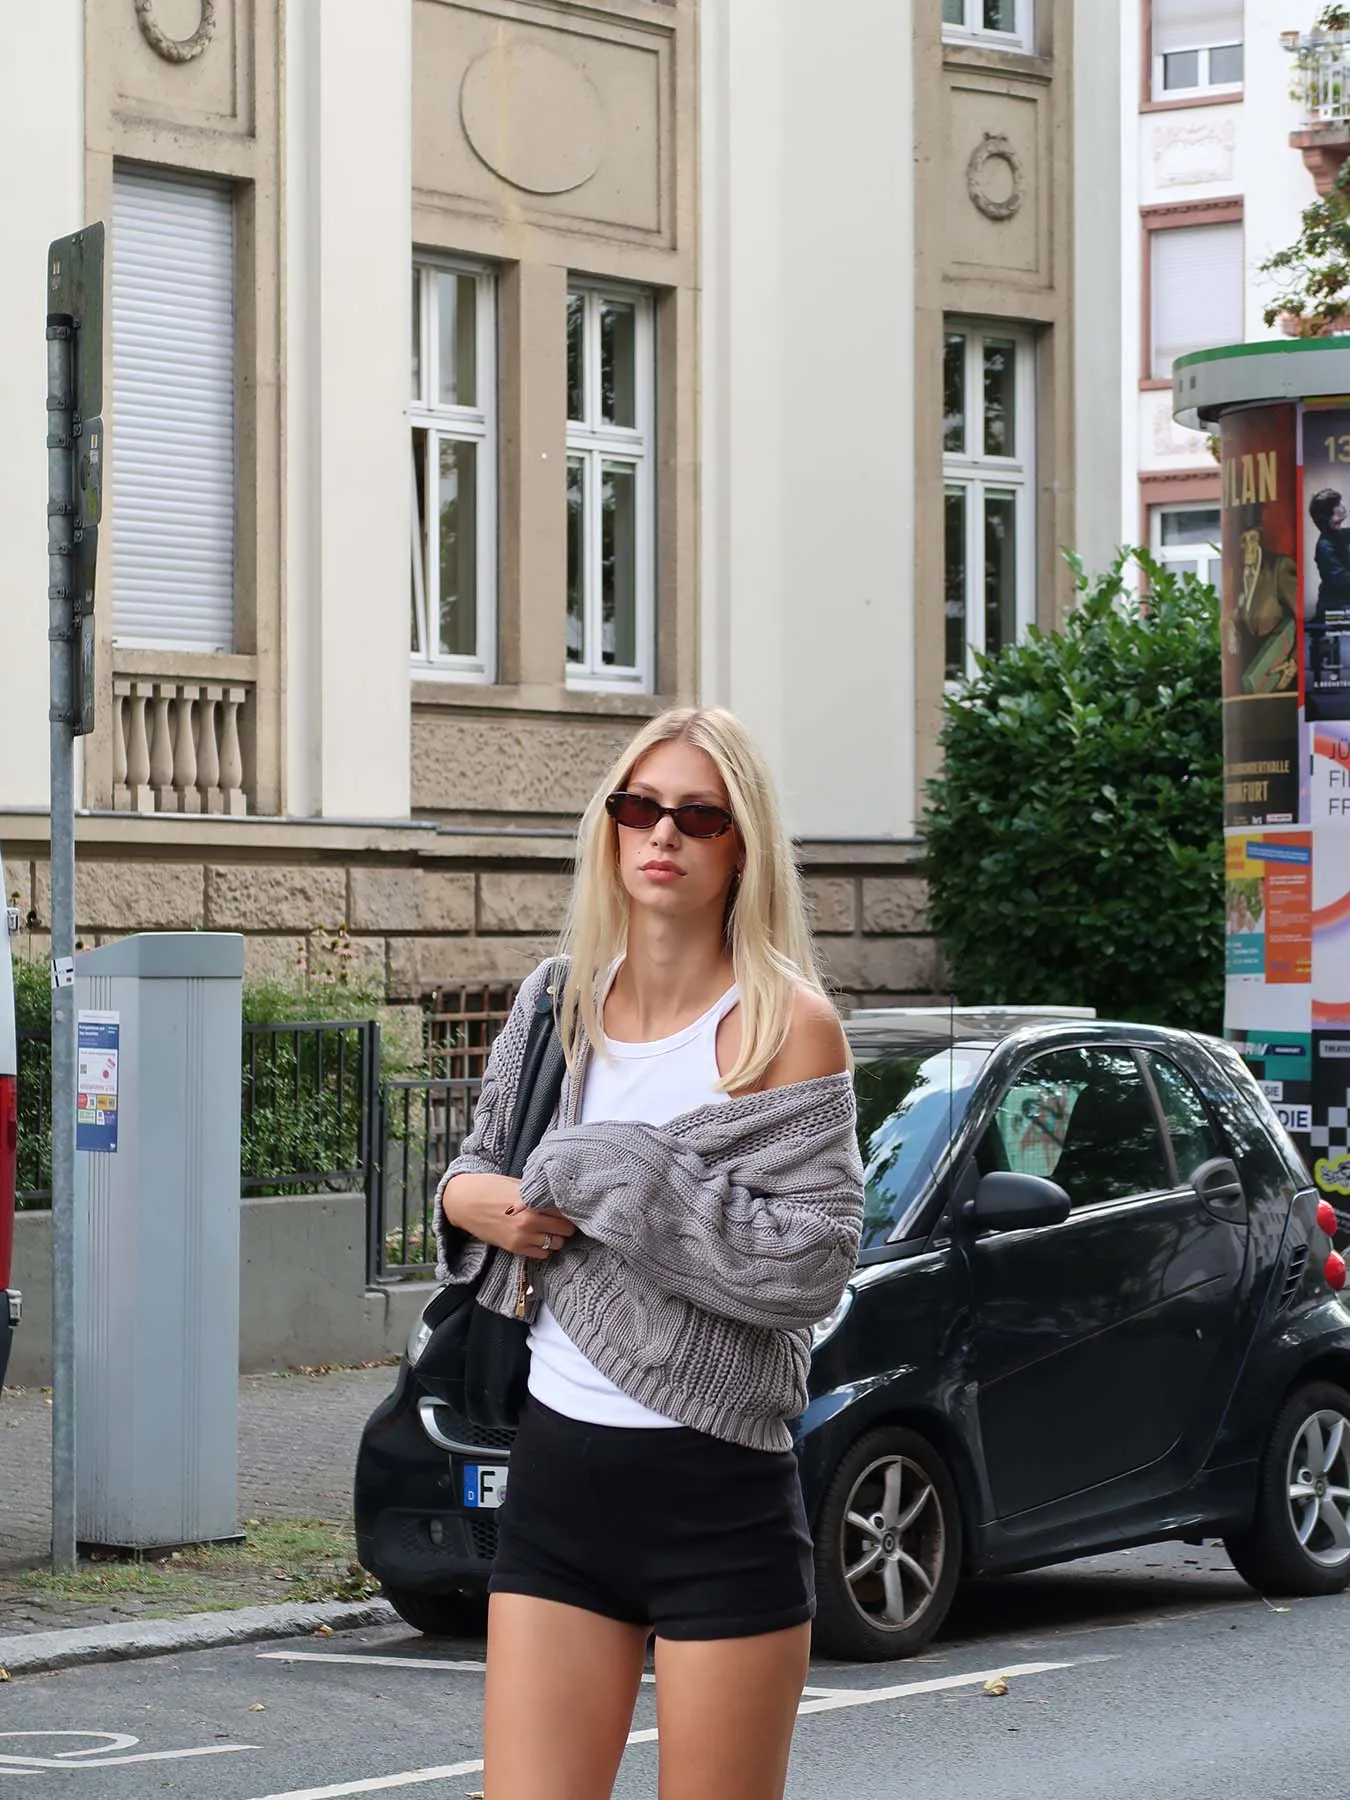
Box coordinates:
[74,933,244,1550]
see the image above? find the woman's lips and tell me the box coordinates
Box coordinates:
[640,861,682,879]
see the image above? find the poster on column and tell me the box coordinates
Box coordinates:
[1309,828,1350,1198]
[1224,831,1312,984]
[1221,406,1302,828]
[1300,403,1350,726]
[1230,1029,1313,1147]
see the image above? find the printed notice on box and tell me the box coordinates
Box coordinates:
[77,1010,120,1154]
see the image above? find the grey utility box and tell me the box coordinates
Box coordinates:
[74,932,244,1550]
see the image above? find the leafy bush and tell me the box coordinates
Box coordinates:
[14,958,52,1208]
[922,550,1223,1033]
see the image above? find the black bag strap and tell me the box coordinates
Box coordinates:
[501,964,567,1179]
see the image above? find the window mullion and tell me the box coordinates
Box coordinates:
[968,476,985,673]
[587,450,603,675]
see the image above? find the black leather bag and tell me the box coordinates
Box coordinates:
[417,977,566,1429]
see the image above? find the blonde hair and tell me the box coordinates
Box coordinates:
[556,706,829,1093]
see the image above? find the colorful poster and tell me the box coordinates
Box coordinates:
[1231,1029,1313,1150]
[1221,406,1302,828]
[76,1011,120,1154]
[1224,832,1312,983]
[1312,826,1350,1031]
[1310,1031,1350,1201]
[1300,404,1350,723]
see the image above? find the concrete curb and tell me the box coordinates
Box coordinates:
[0,1596,398,1677]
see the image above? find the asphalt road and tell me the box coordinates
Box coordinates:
[3,1541,1345,1799]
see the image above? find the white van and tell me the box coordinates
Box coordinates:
[0,848,19,1387]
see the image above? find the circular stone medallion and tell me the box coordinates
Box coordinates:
[460,42,606,196]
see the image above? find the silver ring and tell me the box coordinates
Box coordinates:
[541,1233,553,1253]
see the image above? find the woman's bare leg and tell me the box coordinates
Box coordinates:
[652,1623,811,1800]
[483,1593,648,1800]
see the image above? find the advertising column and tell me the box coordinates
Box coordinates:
[1305,403,1350,1202]
[1219,393,1350,1203]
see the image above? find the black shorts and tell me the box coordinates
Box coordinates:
[489,1397,815,1640]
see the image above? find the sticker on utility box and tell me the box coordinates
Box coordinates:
[77,1011,120,1153]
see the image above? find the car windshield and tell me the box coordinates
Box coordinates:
[854,1046,988,1250]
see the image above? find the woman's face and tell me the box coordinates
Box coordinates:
[614,738,742,925]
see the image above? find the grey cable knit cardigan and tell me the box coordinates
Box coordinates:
[433,959,865,1451]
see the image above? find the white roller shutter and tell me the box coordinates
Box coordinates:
[1153,0,1243,54]
[1151,222,1245,378]
[112,166,236,650]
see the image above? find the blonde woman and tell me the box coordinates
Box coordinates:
[437,706,864,1800]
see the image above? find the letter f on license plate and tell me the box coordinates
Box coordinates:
[463,1463,508,1508]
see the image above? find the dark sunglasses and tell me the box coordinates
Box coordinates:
[605,790,736,840]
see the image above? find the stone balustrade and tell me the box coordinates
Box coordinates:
[112,678,253,815]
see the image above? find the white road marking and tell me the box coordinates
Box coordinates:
[0,1728,259,1771]
[796,1660,1074,1714]
[240,1658,1078,1800]
[259,1652,490,1675]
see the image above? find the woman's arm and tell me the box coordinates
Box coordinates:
[432,959,573,1280]
[520,1108,862,1332]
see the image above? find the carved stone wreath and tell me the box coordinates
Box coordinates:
[135,0,217,64]
[967,133,1024,222]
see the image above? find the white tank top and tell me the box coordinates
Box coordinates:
[527,979,740,1427]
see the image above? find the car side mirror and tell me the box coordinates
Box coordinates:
[968,1171,1072,1233]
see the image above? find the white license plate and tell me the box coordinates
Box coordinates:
[461,1464,508,1509]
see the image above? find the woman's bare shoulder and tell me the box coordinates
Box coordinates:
[761,985,849,1089]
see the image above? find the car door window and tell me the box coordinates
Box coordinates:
[979,1047,1170,1208]
[1144,1052,1226,1184]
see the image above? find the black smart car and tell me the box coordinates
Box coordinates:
[355,1009,1350,1660]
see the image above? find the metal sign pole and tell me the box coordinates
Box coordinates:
[46,313,77,1572]
[46,225,104,1573]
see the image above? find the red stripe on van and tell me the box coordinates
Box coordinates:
[0,1074,16,1292]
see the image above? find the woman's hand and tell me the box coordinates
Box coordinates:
[442,1172,577,1261]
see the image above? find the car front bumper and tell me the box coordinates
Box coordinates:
[354,1361,511,1596]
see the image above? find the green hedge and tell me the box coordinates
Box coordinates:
[922,549,1223,1033]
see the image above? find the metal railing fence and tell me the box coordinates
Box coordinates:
[375,1076,482,1280]
[1294,38,1350,127]
[240,1019,381,1206]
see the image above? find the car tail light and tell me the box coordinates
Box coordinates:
[1317,1200,1339,1239]
[1326,1250,1347,1294]
[0,1073,16,1293]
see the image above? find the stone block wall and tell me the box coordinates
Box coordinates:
[3,834,944,1015]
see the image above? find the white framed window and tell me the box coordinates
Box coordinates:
[1150,503,1222,588]
[942,0,1035,52]
[410,257,497,681]
[111,165,236,651]
[566,283,655,692]
[1148,221,1243,380]
[942,323,1036,682]
[1151,1,1243,100]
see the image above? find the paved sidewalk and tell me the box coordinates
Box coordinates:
[0,1362,395,1570]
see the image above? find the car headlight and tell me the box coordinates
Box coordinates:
[811,1288,854,1350]
[407,1309,435,1367]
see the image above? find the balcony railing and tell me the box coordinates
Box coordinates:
[112,677,253,815]
[1286,31,1350,129]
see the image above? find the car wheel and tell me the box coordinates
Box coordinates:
[382,1585,487,1638]
[1223,1380,1350,1598]
[811,1426,963,1662]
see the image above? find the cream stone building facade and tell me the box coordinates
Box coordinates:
[0,0,1114,1018]
[1115,1,1340,576]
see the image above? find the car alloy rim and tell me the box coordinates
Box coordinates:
[840,1454,944,1634]
[1286,1408,1350,1568]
